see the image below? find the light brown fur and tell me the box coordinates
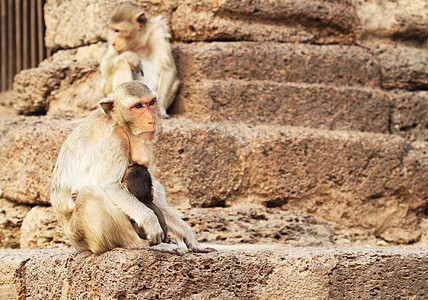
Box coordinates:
[50,81,214,255]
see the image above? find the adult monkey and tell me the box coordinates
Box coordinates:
[100,1,179,118]
[50,81,214,255]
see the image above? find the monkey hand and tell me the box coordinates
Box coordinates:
[140,212,165,246]
[184,236,217,253]
[119,51,144,76]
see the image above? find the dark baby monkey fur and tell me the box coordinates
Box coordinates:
[123,164,176,244]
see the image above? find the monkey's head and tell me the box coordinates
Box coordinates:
[98,81,159,140]
[108,2,147,53]
[123,164,153,202]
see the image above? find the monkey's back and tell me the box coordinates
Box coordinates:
[50,108,128,228]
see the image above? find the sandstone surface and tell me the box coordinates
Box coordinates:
[0,198,31,249]
[0,248,426,299]
[0,0,426,276]
[1,115,425,245]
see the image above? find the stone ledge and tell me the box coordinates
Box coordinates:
[172,80,390,134]
[0,247,426,299]
[174,42,380,87]
[1,117,426,243]
[172,0,360,44]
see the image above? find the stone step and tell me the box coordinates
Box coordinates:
[2,198,426,250]
[154,118,427,242]
[0,117,426,242]
[171,80,390,134]
[173,42,380,87]
[43,0,360,50]
[0,248,426,299]
[171,0,360,44]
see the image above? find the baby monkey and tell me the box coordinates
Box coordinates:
[122,164,177,244]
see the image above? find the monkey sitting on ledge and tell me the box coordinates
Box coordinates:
[50,81,214,255]
[122,164,177,245]
[100,1,179,118]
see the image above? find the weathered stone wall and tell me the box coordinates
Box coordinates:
[0,248,427,299]
[1,0,427,250]
[0,0,427,298]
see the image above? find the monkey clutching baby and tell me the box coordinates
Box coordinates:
[50,81,214,255]
[100,1,179,118]
[122,164,176,244]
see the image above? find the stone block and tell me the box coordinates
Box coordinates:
[13,44,106,116]
[0,248,426,299]
[172,0,360,44]
[173,42,380,87]
[20,206,71,249]
[390,90,428,141]
[0,117,76,205]
[172,80,390,133]
[0,199,31,249]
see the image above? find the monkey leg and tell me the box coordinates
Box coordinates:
[71,185,183,255]
[112,58,134,91]
[70,185,148,254]
[152,181,216,253]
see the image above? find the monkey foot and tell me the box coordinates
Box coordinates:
[150,243,184,256]
[163,237,178,245]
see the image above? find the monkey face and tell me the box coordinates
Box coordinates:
[99,81,159,139]
[108,4,145,54]
[127,96,157,138]
[109,24,136,53]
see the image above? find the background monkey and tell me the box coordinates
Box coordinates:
[50,81,214,255]
[122,164,177,244]
[100,1,179,118]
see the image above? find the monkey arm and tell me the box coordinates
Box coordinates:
[100,47,120,94]
[100,46,118,77]
[152,181,216,252]
[156,61,179,115]
[103,184,165,245]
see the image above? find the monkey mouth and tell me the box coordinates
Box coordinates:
[140,130,155,134]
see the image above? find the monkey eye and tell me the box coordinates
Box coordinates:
[149,98,156,106]
[133,103,146,109]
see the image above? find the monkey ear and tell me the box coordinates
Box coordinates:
[98,95,115,115]
[136,12,147,27]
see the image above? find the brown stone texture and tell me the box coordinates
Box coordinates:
[178,207,333,246]
[171,0,360,44]
[170,42,389,134]
[375,45,428,91]
[355,0,428,43]
[0,115,425,244]
[44,0,116,49]
[1,0,427,253]
[174,80,390,133]
[0,199,31,249]
[328,248,428,299]
[0,248,427,299]
[390,90,428,142]
[0,117,76,205]
[173,42,380,87]
[154,119,427,243]
[19,206,71,249]
[13,44,105,116]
